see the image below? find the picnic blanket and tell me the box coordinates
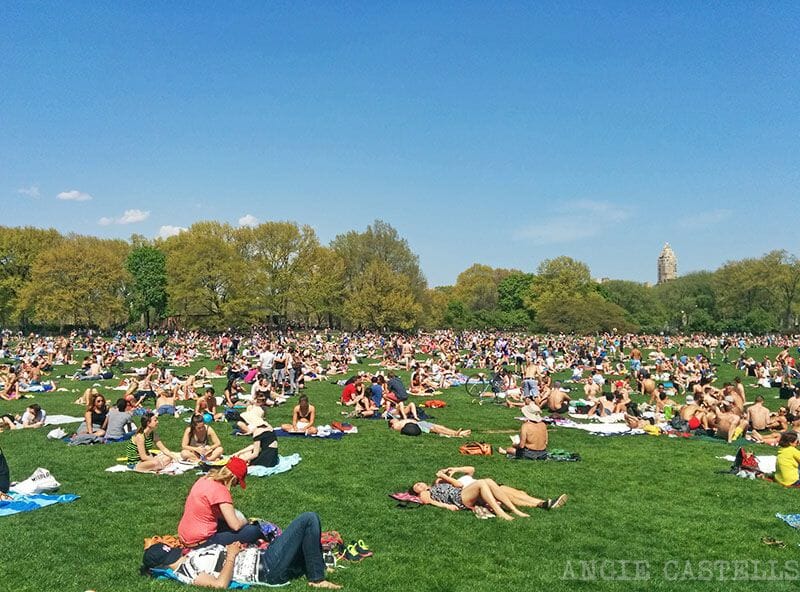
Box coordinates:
[0,492,79,517]
[44,414,84,426]
[247,454,301,477]
[720,454,776,474]
[105,460,197,475]
[149,568,254,588]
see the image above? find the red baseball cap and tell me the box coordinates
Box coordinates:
[226,457,247,489]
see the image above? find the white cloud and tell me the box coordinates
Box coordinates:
[678,208,732,229]
[118,209,150,224]
[513,200,633,245]
[17,185,40,198]
[97,209,150,226]
[57,189,93,201]
[238,214,259,227]
[156,225,187,239]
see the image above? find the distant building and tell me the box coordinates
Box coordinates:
[657,243,677,284]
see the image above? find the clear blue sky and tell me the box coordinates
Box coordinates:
[2,2,798,286]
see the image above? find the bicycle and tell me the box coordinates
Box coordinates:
[464,370,507,404]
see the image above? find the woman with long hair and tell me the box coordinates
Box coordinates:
[125,412,180,472]
[77,392,109,437]
[181,414,224,462]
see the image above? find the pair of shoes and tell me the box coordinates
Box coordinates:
[339,540,373,561]
[545,494,568,510]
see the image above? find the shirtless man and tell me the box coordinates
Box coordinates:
[547,383,570,414]
[583,377,602,400]
[388,417,470,438]
[746,395,771,431]
[713,403,745,443]
[499,404,548,460]
[787,390,800,426]
[588,393,616,417]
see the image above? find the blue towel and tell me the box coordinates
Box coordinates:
[0,492,79,517]
[247,454,301,477]
[776,513,800,529]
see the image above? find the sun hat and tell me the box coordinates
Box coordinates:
[520,403,543,422]
[239,407,265,428]
[226,456,248,489]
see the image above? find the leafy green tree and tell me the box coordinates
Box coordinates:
[598,280,665,332]
[331,220,427,298]
[291,246,346,328]
[234,222,320,326]
[536,293,635,334]
[0,226,63,326]
[19,235,129,329]
[125,245,167,328]
[161,222,250,330]
[342,260,421,330]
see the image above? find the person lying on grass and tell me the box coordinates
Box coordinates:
[435,466,568,511]
[144,514,341,589]
[0,403,46,430]
[388,417,470,438]
[126,412,181,472]
[181,413,224,462]
[178,457,264,546]
[411,472,530,521]
[498,403,548,459]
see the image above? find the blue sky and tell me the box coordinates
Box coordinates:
[2,2,798,286]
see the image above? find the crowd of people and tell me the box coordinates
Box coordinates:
[2,328,800,587]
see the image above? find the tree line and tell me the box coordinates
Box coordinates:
[0,222,797,333]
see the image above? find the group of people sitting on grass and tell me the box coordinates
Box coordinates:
[141,456,341,589]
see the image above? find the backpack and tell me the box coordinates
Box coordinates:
[459,441,493,456]
[732,448,759,473]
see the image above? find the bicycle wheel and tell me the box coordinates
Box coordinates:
[464,374,489,398]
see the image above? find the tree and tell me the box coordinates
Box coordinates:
[536,293,635,334]
[342,260,421,330]
[598,280,665,333]
[19,235,129,329]
[125,245,167,328]
[0,226,63,326]
[452,264,517,312]
[290,246,346,328]
[161,222,250,330]
[331,219,427,298]
[234,222,320,326]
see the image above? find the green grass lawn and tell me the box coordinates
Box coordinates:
[2,348,800,591]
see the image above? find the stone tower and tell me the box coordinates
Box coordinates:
[657,243,677,284]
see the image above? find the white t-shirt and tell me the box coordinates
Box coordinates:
[174,545,260,585]
[20,409,46,426]
[259,351,275,371]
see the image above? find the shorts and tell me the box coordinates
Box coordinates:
[515,449,548,461]
[417,421,433,433]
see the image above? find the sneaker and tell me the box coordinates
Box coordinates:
[545,494,568,510]
[352,540,373,557]
[340,543,364,562]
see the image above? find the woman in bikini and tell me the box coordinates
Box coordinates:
[281,395,317,435]
[181,413,224,462]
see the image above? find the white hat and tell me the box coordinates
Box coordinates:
[239,407,265,427]
[685,395,695,404]
[520,403,543,422]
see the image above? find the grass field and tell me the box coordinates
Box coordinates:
[2,348,800,592]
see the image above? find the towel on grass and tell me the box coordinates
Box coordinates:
[0,492,79,517]
[555,419,636,435]
[721,454,776,474]
[105,461,197,475]
[43,414,84,426]
[777,513,800,529]
[247,454,301,477]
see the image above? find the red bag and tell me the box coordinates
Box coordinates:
[424,400,447,408]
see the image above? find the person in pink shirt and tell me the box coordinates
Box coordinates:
[178,457,262,546]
